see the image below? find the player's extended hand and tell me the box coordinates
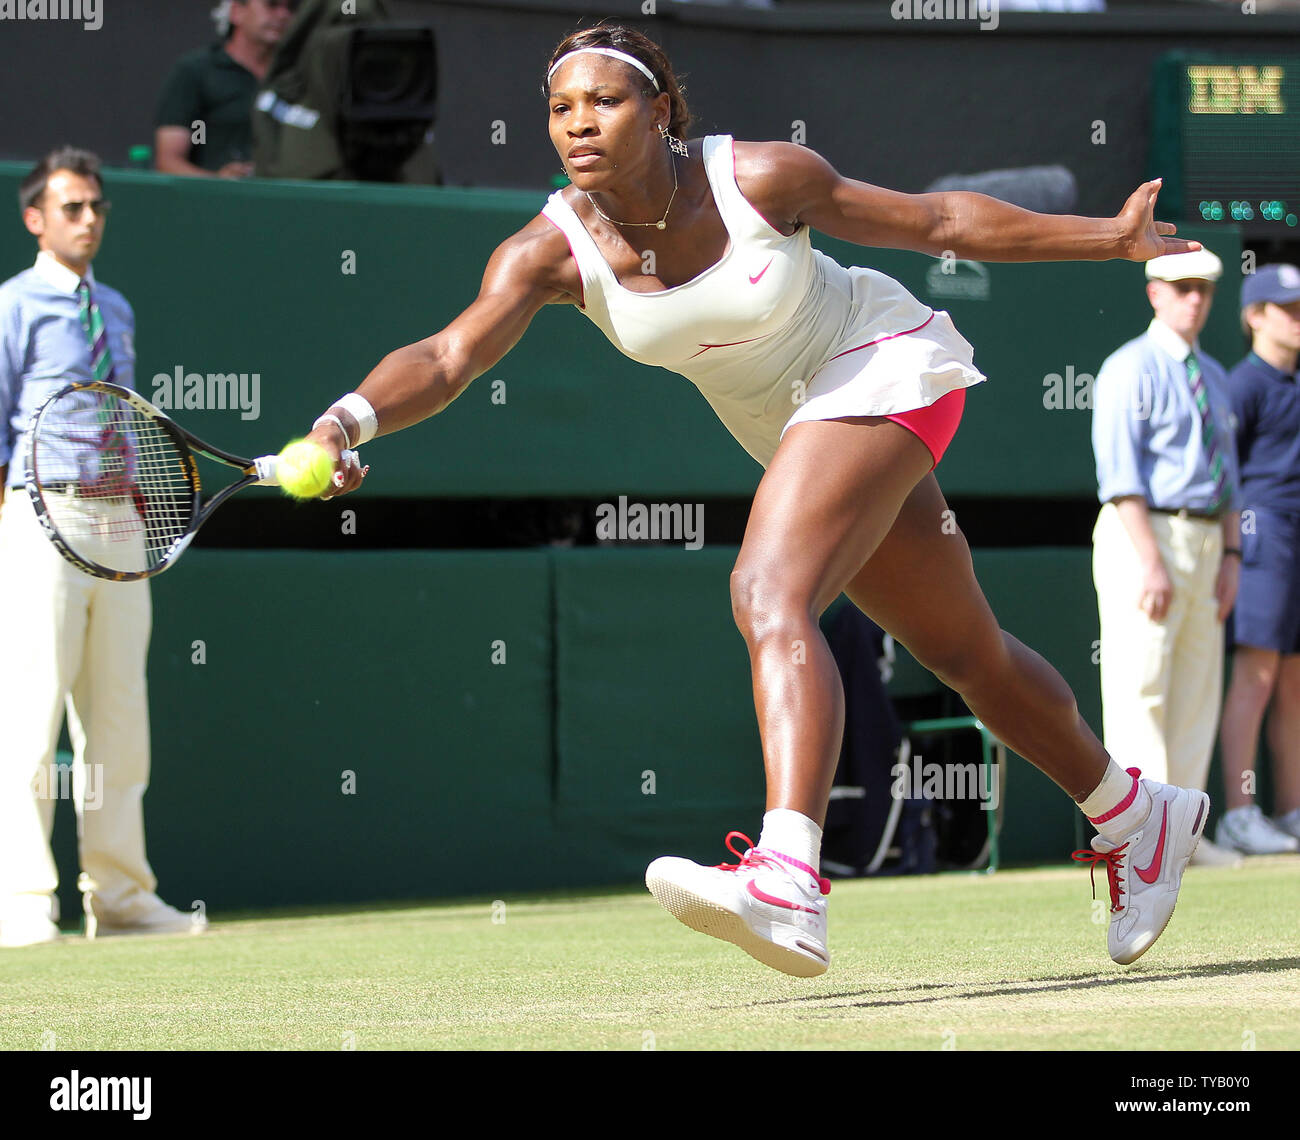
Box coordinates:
[1117,179,1203,263]
[305,425,369,500]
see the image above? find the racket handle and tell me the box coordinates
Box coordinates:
[254,449,361,487]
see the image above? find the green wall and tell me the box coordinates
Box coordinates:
[5,170,1244,914]
[38,545,1123,916]
[0,164,1243,498]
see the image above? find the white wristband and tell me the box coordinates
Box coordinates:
[334,393,378,446]
[312,413,352,449]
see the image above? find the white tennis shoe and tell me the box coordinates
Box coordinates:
[84,892,208,939]
[1215,804,1300,855]
[1275,808,1300,843]
[0,895,59,949]
[1073,774,1208,965]
[646,831,830,977]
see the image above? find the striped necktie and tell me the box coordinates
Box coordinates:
[76,278,131,493]
[1186,352,1231,510]
[77,278,115,383]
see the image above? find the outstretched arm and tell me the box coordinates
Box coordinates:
[735,141,1200,264]
[306,217,576,491]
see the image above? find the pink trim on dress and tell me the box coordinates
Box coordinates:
[541,212,586,310]
[730,138,799,238]
[824,313,936,364]
[687,336,766,359]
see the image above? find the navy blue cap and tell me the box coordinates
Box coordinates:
[1242,264,1300,308]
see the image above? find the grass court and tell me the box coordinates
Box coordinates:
[3,859,1296,1051]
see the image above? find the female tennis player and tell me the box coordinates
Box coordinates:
[307,25,1211,977]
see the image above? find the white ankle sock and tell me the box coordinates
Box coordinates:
[1079,761,1152,844]
[757,808,823,873]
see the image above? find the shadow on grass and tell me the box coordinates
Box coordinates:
[734,958,1300,1010]
[210,882,653,924]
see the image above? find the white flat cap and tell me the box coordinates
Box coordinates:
[1144,248,1223,283]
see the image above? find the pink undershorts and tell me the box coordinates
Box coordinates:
[884,387,967,469]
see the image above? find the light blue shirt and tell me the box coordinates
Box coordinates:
[0,251,136,486]
[1092,318,1242,513]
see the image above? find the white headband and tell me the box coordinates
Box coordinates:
[547,47,660,92]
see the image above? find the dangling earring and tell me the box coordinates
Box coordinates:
[660,126,689,157]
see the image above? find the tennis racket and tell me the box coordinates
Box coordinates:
[24,380,358,581]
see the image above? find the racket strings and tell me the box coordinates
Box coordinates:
[34,392,197,574]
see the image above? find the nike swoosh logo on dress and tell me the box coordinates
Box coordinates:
[687,335,765,359]
[1134,803,1169,884]
[749,258,774,284]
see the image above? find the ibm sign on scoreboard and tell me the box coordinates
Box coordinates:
[1151,54,1298,232]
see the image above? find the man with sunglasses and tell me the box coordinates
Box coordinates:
[155,0,299,178]
[0,148,206,946]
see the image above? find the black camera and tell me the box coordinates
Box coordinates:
[338,26,438,182]
[252,4,439,183]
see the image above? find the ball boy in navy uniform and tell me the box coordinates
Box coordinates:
[1217,264,1300,854]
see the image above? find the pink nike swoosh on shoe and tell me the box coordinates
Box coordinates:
[1075,779,1208,966]
[746,878,819,914]
[1134,803,1169,884]
[644,832,831,976]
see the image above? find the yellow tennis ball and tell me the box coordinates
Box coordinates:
[277,440,334,500]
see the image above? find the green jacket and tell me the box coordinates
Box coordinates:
[251,0,391,180]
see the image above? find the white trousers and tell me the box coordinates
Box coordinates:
[0,489,156,921]
[1092,502,1223,791]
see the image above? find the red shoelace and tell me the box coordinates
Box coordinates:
[714,831,831,896]
[1071,842,1129,912]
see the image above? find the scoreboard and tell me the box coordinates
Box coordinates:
[1150,53,1299,232]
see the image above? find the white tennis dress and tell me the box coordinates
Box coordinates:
[541,134,987,467]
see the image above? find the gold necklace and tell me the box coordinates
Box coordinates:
[585,149,677,231]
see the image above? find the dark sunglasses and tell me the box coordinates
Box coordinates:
[58,199,112,220]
